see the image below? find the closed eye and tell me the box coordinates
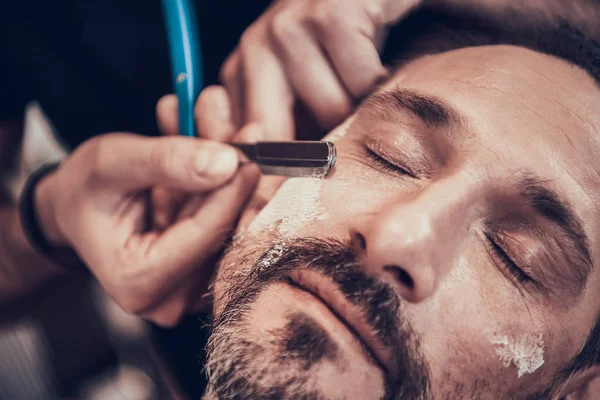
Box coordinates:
[363,147,415,178]
[485,232,536,286]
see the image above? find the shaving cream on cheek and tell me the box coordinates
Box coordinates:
[491,333,545,378]
[247,116,353,239]
[242,118,351,269]
[248,178,329,237]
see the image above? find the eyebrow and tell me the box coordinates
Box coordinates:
[360,87,464,130]
[518,174,593,295]
[360,88,594,295]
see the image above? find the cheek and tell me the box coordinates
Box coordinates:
[412,251,549,393]
[316,159,408,229]
[242,117,357,238]
[239,116,355,238]
[216,178,334,312]
[415,256,500,383]
[247,177,329,237]
[240,115,409,242]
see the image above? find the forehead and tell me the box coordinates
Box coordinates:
[377,45,600,280]
[387,45,600,169]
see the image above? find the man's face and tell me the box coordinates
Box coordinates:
[206,45,600,399]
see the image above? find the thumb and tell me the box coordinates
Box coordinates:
[91,133,240,192]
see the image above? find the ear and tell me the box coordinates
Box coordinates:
[558,365,600,400]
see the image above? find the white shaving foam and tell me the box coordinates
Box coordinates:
[246,116,351,238]
[257,239,288,272]
[326,115,354,142]
[248,178,328,236]
[491,333,545,378]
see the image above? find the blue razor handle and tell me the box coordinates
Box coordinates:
[162,0,203,136]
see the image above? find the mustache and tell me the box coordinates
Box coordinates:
[215,237,431,397]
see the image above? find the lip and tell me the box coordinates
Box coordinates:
[287,268,391,374]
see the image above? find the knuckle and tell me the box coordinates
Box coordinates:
[148,141,166,171]
[319,94,352,125]
[82,136,110,187]
[269,12,299,45]
[313,1,347,31]
[149,140,178,176]
[239,25,260,53]
[219,54,237,85]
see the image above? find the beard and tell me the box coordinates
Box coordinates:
[204,237,432,400]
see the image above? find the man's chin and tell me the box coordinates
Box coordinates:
[205,283,386,400]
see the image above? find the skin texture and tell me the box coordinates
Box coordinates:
[206,45,600,399]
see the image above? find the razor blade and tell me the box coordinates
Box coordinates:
[233,141,336,178]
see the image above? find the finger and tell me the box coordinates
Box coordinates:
[239,29,295,140]
[143,257,215,326]
[381,0,423,24]
[93,134,240,192]
[155,91,217,232]
[232,122,264,144]
[144,193,222,324]
[153,96,190,231]
[156,95,179,135]
[268,17,352,129]
[317,22,387,98]
[141,287,189,328]
[145,165,259,291]
[151,187,189,231]
[195,85,236,141]
[174,192,206,221]
[220,50,244,128]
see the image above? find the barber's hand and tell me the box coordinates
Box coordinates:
[219,0,422,139]
[35,133,259,327]
[157,87,286,229]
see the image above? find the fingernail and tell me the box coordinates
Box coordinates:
[195,147,238,177]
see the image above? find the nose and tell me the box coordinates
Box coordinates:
[353,178,479,303]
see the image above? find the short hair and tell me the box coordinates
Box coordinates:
[380,4,600,386]
[381,7,600,86]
